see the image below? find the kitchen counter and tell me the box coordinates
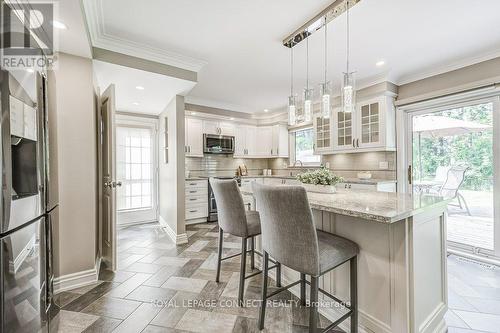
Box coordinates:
[241,187,447,223]
[248,184,450,333]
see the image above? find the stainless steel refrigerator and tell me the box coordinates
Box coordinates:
[0,4,59,332]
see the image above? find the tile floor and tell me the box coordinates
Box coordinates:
[56,223,339,333]
[55,223,500,333]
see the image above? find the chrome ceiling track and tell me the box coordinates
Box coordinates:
[283,0,360,48]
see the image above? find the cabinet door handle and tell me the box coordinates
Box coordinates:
[271,149,273,155]
[352,139,355,148]
[356,139,359,148]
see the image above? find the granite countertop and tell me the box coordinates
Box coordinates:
[240,187,449,224]
[187,175,397,185]
[240,175,396,185]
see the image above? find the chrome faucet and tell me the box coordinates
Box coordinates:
[293,160,303,167]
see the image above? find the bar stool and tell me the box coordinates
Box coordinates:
[252,183,359,333]
[209,178,282,306]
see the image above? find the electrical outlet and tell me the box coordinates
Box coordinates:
[379,161,389,170]
[325,162,330,169]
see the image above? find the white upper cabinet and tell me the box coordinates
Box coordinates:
[255,126,273,156]
[189,116,289,159]
[185,117,203,157]
[245,126,257,156]
[313,114,332,154]
[218,122,235,136]
[202,120,235,136]
[271,124,288,157]
[332,95,395,152]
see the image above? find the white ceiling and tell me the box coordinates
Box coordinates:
[93,60,196,114]
[54,0,92,58]
[85,0,500,114]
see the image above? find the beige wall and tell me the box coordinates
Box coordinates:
[397,57,500,104]
[159,96,186,239]
[49,52,97,277]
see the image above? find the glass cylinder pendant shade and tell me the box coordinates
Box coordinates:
[303,88,313,122]
[320,82,331,119]
[288,95,297,125]
[342,72,356,113]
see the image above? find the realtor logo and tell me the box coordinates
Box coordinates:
[1,1,56,70]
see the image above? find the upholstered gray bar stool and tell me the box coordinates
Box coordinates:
[253,183,359,333]
[209,178,282,306]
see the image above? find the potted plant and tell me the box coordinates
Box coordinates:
[296,166,343,194]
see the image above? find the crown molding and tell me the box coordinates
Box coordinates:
[83,0,207,72]
[395,49,500,86]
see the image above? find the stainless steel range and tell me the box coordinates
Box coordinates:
[208,176,240,222]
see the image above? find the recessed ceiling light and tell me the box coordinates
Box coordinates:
[52,20,67,30]
[136,86,145,90]
[191,112,197,115]
[264,109,269,113]
[26,68,34,73]
[230,117,235,120]
[376,60,385,67]
[133,102,140,106]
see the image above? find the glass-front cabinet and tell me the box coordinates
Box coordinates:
[313,114,332,153]
[330,95,396,152]
[333,106,354,150]
[360,101,381,147]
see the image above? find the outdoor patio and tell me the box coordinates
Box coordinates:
[447,190,494,251]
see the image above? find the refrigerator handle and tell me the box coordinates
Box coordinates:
[1,69,13,230]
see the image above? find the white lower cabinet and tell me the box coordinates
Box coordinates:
[185,179,208,224]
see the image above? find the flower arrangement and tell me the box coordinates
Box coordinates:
[296,166,343,186]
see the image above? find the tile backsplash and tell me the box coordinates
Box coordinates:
[186,155,270,177]
[186,151,396,180]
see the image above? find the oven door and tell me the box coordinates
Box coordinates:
[203,134,234,154]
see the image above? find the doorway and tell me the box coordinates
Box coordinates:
[115,115,159,226]
[398,92,500,261]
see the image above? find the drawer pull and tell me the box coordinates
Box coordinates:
[189,210,197,213]
[189,183,197,185]
[189,198,197,201]
[189,191,196,193]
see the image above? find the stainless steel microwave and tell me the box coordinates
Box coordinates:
[203,134,235,154]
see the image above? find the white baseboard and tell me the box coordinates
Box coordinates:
[159,216,188,245]
[54,257,101,294]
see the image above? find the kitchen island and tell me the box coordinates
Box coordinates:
[241,187,450,333]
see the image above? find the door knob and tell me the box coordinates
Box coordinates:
[114,181,122,187]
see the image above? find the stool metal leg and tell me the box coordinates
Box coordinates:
[275,262,281,287]
[215,228,223,283]
[258,251,269,330]
[350,256,358,333]
[250,236,255,270]
[309,276,319,333]
[300,273,306,306]
[238,236,247,306]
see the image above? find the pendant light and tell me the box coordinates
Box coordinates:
[320,17,331,119]
[341,0,356,114]
[288,46,296,126]
[303,36,313,123]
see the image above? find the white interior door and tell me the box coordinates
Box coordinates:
[100,84,117,270]
[115,117,158,226]
[399,94,500,260]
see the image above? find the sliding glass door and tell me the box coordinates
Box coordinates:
[401,95,500,260]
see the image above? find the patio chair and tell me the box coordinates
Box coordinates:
[436,165,471,216]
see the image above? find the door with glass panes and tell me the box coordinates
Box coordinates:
[333,107,354,150]
[116,121,158,226]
